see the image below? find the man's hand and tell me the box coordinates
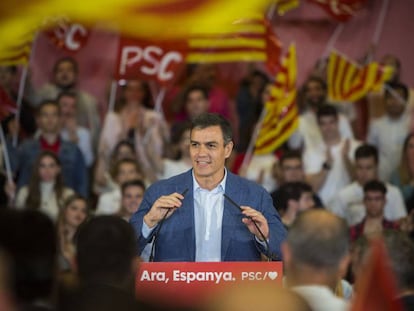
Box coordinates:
[143,192,185,228]
[240,206,269,241]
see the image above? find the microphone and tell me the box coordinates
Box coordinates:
[149,188,189,262]
[223,193,278,261]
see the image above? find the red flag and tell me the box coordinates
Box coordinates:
[44,18,90,53]
[351,239,404,311]
[115,37,188,87]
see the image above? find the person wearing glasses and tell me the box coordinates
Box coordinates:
[130,113,286,262]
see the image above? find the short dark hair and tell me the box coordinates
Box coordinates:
[53,57,78,74]
[184,84,209,102]
[110,158,142,180]
[76,216,137,283]
[363,180,387,195]
[191,113,233,145]
[276,182,313,213]
[385,82,409,101]
[37,100,60,117]
[316,104,338,121]
[121,179,146,196]
[280,150,302,165]
[56,90,77,104]
[383,231,414,291]
[287,210,349,269]
[304,76,327,93]
[355,144,379,164]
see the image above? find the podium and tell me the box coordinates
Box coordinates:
[136,261,283,308]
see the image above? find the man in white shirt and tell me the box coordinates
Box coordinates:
[330,144,407,226]
[289,76,354,150]
[304,105,360,207]
[34,57,101,146]
[367,82,410,181]
[130,113,286,262]
[282,209,350,311]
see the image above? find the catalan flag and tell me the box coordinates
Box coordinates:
[327,50,393,103]
[309,0,367,22]
[187,17,280,74]
[0,32,34,66]
[254,43,298,155]
[0,0,273,58]
[275,0,300,15]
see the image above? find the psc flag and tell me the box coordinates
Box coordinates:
[308,0,367,22]
[187,17,281,75]
[327,50,393,103]
[350,238,404,311]
[254,43,298,155]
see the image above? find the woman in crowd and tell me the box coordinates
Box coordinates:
[94,139,137,194]
[95,158,143,215]
[390,132,414,206]
[15,150,74,221]
[57,194,89,272]
[98,79,169,183]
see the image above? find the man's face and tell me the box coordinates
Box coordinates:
[355,157,377,186]
[364,190,386,218]
[318,115,339,141]
[385,88,406,118]
[58,95,76,118]
[280,158,304,183]
[185,90,209,119]
[124,80,146,104]
[305,80,326,108]
[54,61,76,89]
[381,55,400,82]
[190,125,233,183]
[122,185,145,216]
[37,104,60,134]
[297,191,315,211]
[116,163,141,185]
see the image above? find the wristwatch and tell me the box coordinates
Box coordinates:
[322,161,332,171]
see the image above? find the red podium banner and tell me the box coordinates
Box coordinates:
[136,261,283,308]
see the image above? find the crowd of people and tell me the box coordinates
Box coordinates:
[0,54,414,311]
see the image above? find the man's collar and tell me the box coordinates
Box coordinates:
[192,169,227,193]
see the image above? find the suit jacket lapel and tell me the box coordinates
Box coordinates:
[221,172,243,260]
[176,170,196,261]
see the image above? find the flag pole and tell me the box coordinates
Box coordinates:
[154,87,166,116]
[369,0,389,62]
[0,126,13,183]
[238,107,267,175]
[322,23,344,58]
[12,31,38,147]
[12,66,28,147]
[108,80,118,112]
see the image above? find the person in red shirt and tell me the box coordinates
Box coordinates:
[350,180,399,243]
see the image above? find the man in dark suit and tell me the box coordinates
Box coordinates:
[130,113,286,262]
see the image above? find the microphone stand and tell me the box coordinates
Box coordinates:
[149,189,189,262]
[223,194,278,261]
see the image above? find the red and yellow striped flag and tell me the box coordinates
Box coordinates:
[187,17,280,74]
[254,43,298,155]
[0,32,34,66]
[327,50,393,103]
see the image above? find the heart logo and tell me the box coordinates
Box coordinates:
[268,271,278,280]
